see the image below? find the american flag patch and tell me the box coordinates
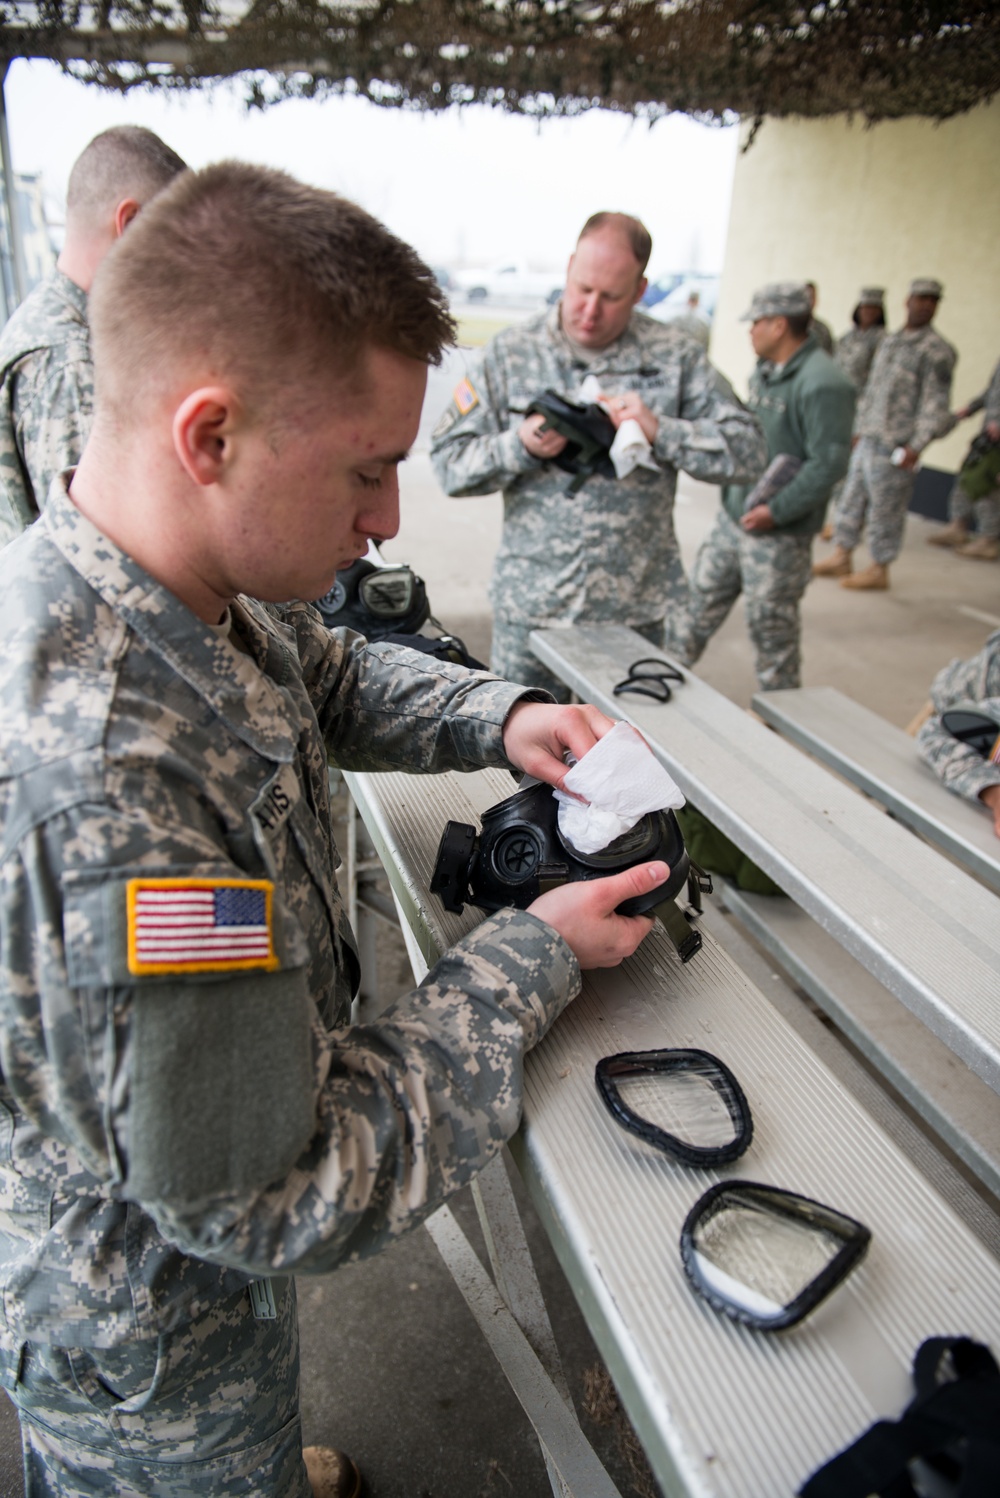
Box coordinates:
[453,377,479,415]
[126,878,278,976]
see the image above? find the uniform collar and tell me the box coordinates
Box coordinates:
[42,475,299,763]
[548,301,647,372]
[49,269,89,325]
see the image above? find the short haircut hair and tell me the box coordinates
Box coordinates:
[89,161,456,419]
[577,212,652,275]
[787,312,811,339]
[66,126,187,232]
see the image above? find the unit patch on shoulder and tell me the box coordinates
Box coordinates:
[453,377,479,415]
[127,877,279,976]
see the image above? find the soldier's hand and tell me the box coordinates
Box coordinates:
[604,391,659,445]
[502,701,615,789]
[741,503,775,533]
[520,413,568,460]
[529,862,665,969]
[986,421,1000,443]
[897,445,919,471]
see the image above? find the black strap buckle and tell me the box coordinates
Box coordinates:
[613,656,685,704]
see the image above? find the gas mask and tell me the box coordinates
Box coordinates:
[313,558,430,640]
[430,778,708,962]
[525,389,617,494]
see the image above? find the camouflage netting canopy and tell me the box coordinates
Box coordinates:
[2,1,998,127]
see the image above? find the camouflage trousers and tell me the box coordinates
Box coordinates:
[674,509,813,691]
[947,473,1000,540]
[832,435,915,564]
[491,618,666,702]
[0,1280,310,1496]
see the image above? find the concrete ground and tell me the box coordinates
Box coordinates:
[2,352,997,1496]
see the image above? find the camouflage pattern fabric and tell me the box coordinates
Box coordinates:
[0,476,580,1363]
[490,617,665,703]
[0,272,93,546]
[917,630,1000,804]
[663,312,710,349]
[853,323,957,454]
[833,435,919,563]
[962,358,1000,428]
[676,509,813,690]
[835,326,884,395]
[1,1281,309,1496]
[430,303,766,662]
[947,358,1000,538]
[946,474,1000,539]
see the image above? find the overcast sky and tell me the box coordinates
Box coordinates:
[5,59,739,277]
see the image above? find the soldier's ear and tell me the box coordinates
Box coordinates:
[113,198,141,239]
[172,388,241,487]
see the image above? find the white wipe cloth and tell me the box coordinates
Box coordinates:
[553,721,686,855]
[609,419,660,479]
[576,375,658,479]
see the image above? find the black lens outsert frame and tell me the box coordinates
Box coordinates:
[680,1180,872,1333]
[595,1048,753,1167]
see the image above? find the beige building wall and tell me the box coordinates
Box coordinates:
[710,99,999,473]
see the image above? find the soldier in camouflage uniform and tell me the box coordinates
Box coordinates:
[0,127,186,547]
[814,277,957,590]
[926,357,1000,560]
[674,283,855,691]
[0,165,664,1497]
[805,282,835,356]
[834,288,886,395]
[916,631,1000,837]
[430,212,766,700]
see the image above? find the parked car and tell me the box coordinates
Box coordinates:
[641,272,685,309]
[451,261,563,304]
[647,276,720,325]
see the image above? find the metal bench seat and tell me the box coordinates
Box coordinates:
[529,625,1000,1095]
[750,685,1000,895]
[345,761,1000,1498]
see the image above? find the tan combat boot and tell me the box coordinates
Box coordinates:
[841,562,889,590]
[956,536,1000,561]
[926,521,969,548]
[303,1446,363,1498]
[812,546,853,578]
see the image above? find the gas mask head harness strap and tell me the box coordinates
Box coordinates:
[525,389,617,494]
[430,778,711,963]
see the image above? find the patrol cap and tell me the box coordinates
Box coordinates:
[741,281,811,321]
[858,286,885,305]
[909,278,943,299]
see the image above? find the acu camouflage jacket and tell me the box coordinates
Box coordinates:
[0,480,578,1349]
[0,271,93,547]
[917,630,1000,806]
[855,323,957,454]
[430,305,766,628]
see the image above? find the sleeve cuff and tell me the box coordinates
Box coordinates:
[499,426,544,475]
[435,907,581,1049]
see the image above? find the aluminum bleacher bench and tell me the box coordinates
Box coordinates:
[750,685,1000,895]
[529,625,1000,1100]
[345,761,1000,1498]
